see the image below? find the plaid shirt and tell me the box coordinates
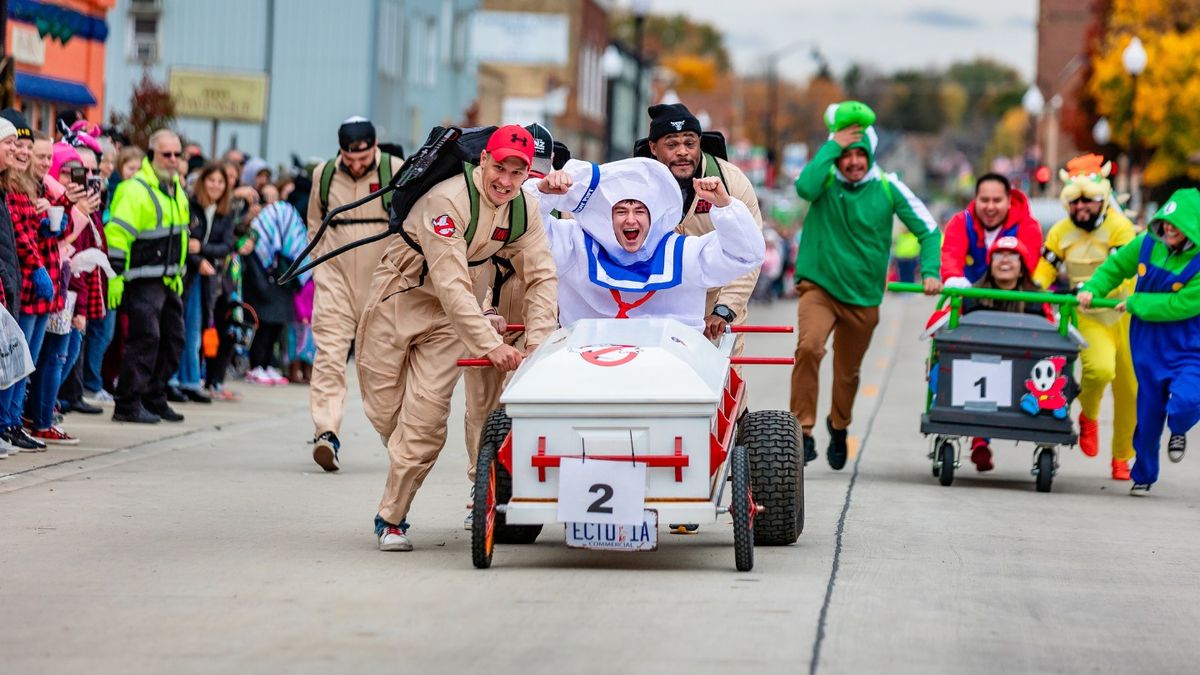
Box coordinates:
[8,190,65,315]
[68,212,108,320]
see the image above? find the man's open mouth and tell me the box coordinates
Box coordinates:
[622,226,641,243]
[491,183,512,196]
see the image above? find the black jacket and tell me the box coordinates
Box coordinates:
[185,196,237,324]
[0,192,21,315]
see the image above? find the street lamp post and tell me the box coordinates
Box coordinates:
[631,0,650,143]
[1022,84,1045,192]
[603,45,625,161]
[1122,36,1147,214]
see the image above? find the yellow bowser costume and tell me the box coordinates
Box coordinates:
[1033,155,1137,479]
[355,126,557,550]
[306,117,405,472]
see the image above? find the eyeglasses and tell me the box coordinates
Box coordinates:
[158,151,183,159]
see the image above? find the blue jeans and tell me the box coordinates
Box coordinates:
[0,312,50,427]
[82,310,116,394]
[170,279,203,391]
[30,329,72,429]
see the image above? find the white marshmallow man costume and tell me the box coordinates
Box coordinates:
[535,157,764,332]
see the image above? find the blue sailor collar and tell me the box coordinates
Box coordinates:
[584,231,686,291]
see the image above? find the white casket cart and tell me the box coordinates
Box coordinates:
[465,318,803,571]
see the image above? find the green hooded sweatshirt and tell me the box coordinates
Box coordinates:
[794,137,940,307]
[1083,188,1200,322]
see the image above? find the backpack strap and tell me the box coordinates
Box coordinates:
[462,162,481,245]
[703,152,729,192]
[506,191,527,243]
[318,159,337,217]
[378,153,394,211]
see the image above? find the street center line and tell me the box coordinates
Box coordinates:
[808,304,907,675]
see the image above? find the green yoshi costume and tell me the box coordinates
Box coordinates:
[789,101,941,469]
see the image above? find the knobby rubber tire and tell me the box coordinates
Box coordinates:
[471,441,497,569]
[731,444,754,572]
[737,410,803,545]
[481,409,543,544]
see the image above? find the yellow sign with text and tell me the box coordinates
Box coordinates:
[169,70,268,122]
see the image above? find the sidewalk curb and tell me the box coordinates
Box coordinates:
[0,407,310,495]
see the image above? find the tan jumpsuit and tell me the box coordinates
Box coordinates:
[355,167,558,526]
[306,150,405,440]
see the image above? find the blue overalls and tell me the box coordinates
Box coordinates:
[1129,236,1200,485]
[963,212,1019,283]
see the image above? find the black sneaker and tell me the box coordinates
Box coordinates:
[803,434,817,465]
[5,426,45,450]
[1167,434,1186,464]
[183,388,212,404]
[113,405,161,424]
[313,431,340,472]
[166,386,188,403]
[145,402,184,423]
[66,399,103,415]
[826,417,848,471]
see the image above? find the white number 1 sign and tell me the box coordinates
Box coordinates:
[950,358,1013,408]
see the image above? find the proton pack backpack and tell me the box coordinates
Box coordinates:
[280,126,529,286]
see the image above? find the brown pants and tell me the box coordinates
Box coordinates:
[789,280,880,435]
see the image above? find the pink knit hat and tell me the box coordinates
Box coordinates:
[49,141,83,181]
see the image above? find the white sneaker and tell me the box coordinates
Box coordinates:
[85,389,114,404]
[464,487,475,530]
[0,439,10,458]
[378,525,413,552]
[1130,483,1152,497]
[265,366,289,386]
[245,367,273,385]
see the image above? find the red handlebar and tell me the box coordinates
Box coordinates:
[457,355,794,367]
[496,324,794,334]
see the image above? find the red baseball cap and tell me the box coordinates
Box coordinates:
[987,235,1029,266]
[485,125,535,168]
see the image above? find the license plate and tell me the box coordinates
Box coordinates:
[564,510,658,552]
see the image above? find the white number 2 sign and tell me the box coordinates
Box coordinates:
[557,458,646,525]
[950,357,1013,408]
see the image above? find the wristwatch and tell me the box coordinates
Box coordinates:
[711,304,736,324]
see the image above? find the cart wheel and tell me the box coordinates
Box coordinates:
[730,444,755,572]
[737,410,803,545]
[938,440,955,487]
[481,409,543,544]
[1035,446,1055,493]
[471,440,498,569]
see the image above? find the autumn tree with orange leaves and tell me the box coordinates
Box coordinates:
[1088,0,1200,185]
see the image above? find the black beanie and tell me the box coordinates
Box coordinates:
[647,103,701,142]
[338,116,376,152]
[551,141,571,170]
[0,108,32,141]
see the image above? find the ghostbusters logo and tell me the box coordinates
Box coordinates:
[432,214,456,238]
[574,344,640,367]
[670,120,685,131]
[1019,356,1070,419]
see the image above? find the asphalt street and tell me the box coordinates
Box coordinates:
[1,296,1196,674]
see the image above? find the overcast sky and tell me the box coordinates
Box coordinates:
[640,0,1038,82]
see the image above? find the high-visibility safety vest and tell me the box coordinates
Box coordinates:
[106,158,189,284]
